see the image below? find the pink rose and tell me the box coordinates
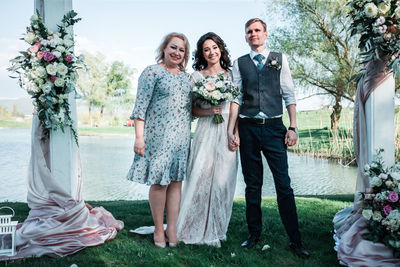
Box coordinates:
[364,194,372,200]
[43,51,55,62]
[37,51,44,59]
[34,42,42,49]
[365,188,373,193]
[29,45,39,53]
[50,75,57,83]
[384,205,393,216]
[65,54,73,62]
[204,82,216,91]
[389,191,399,203]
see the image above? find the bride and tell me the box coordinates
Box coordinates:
[177,32,239,247]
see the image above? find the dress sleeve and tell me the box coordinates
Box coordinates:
[130,66,157,120]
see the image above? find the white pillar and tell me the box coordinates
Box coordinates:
[365,75,395,167]
[34,0,79,199]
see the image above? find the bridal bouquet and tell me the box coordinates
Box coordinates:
[193,72,240,124]
[8,10,83,144]
[361,150,400,257]
[348,0,400,75]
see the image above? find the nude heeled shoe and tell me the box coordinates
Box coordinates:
[154,234,166,248]
[165,233,179,247]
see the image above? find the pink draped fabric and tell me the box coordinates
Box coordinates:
[0,116,124,260]
[334,59,400,266]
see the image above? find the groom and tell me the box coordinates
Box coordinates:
[227,18,310,258]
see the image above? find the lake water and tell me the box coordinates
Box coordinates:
[0,129,357,202]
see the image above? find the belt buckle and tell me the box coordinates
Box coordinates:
[257,118,265,124]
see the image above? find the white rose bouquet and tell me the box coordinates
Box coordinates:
[8,10,83,144]
[361,149,400,257]
[348,0,400,75]
[192,72,240,124]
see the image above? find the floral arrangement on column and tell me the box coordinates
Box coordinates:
[348,0,400,74]
[362,150,400,257]
[8,10,83,144]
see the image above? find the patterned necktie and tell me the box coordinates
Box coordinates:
[254,54,265,70]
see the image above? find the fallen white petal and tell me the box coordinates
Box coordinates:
[262,244,270,251]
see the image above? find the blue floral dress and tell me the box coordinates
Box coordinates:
[126,64,192,186]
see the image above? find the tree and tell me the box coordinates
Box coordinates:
[268,0,361,129]
[100,61,134,122]
[77,52,108,127]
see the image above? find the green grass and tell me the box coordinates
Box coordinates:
[0,196,353,266]
[0,120,31,129]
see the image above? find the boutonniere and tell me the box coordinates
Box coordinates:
[267,57,281,70]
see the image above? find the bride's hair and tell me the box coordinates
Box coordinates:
[192,32,232,71]
[156,32,190,71]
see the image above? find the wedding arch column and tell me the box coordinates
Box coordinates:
[34,0,78,199]
[365,77,395,167]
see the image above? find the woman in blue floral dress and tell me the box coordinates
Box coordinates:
[127,32,192,248]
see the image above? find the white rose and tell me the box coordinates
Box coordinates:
[40,39,49,47]
[225,93,233,101]
[379,173,389,180]
[362,209,373,220]
[54,77,65,87]
[211,90,222,100]
[215,81,224,88]
[46,63,57,75]
[63,38,74,47]
[364,164,370,171]
[42,82,53,94]
[271,59,278,66]
[53,51,62,58]
[378,2,390,15]
[55,45,66,53]
[395,7,400,19]
[24,32,36,44]
[36,66,47,78]
[36,78,44,86]
[30,14,38,22]
[371,176,383,187]
[57,63,68,76]
[372,211,383,221]
[364,3,378,18]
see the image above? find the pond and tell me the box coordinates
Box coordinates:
[0,129,357,202]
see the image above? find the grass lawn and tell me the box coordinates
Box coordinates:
[1,195,353,267]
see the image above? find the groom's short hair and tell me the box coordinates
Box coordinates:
[245,18,267,32]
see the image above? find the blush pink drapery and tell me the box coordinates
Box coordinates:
[334,59,400,266]
[0,116,124,260]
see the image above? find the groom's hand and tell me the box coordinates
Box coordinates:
[285,130,297,146]
[228,133,239,151]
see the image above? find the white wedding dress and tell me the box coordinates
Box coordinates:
[176,71,238,247]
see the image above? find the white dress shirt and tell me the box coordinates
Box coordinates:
[232,48,296,118]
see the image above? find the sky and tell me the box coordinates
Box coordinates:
[0,0,330,110]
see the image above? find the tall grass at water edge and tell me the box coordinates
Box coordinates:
[282,108,400,166]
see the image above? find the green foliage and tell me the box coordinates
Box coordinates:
[1,197,352,266]
[269,0,361,128]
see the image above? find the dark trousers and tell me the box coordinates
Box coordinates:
[238,119,301,245]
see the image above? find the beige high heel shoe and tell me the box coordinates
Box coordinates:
[154,234,166,248]
[165,233,178,248]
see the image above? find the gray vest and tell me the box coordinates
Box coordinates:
[238,52,283,117]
